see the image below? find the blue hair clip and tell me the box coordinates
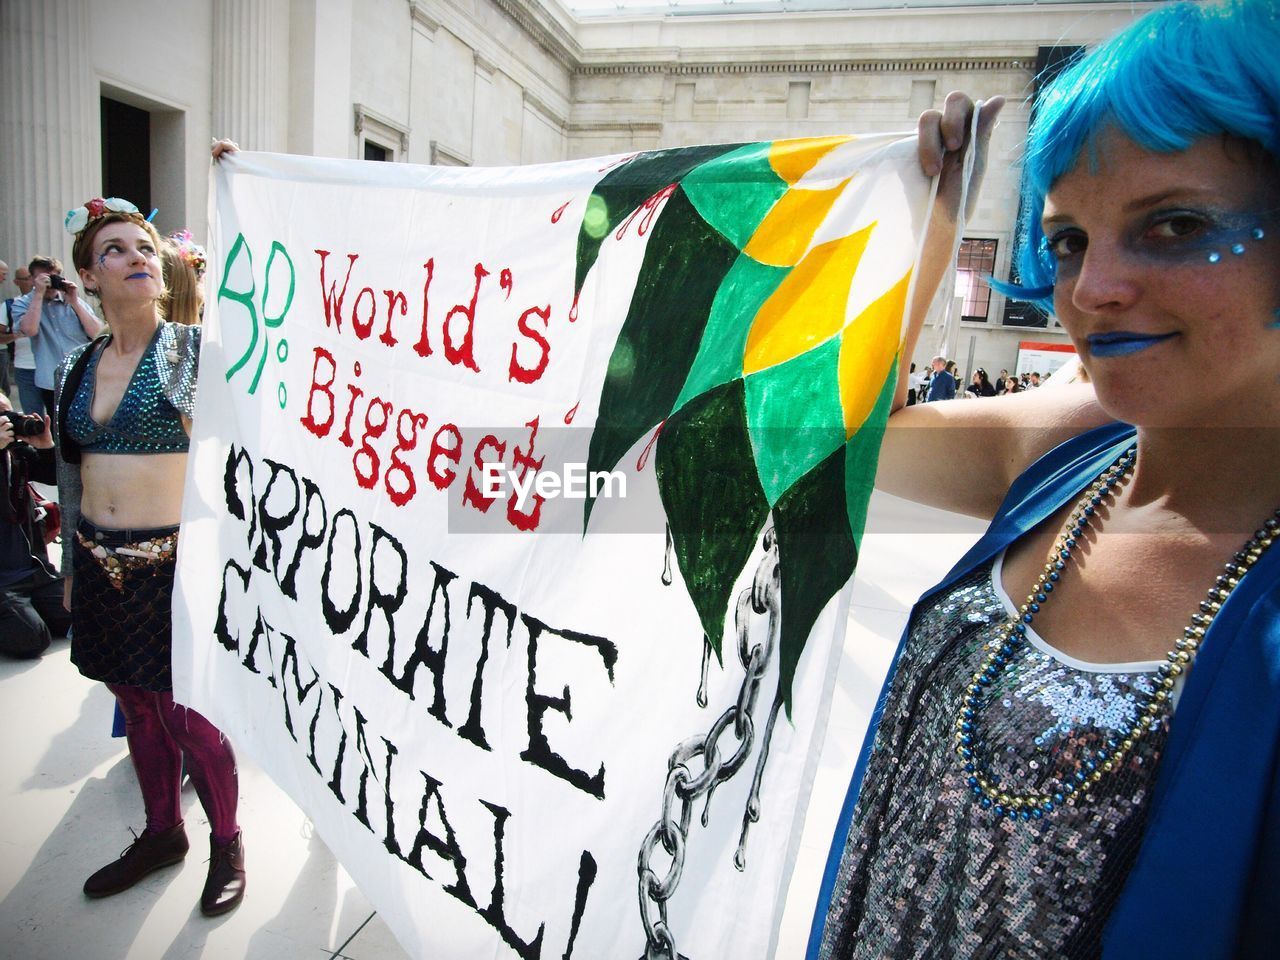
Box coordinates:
[146,208,159,223]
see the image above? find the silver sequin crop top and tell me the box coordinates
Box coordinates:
[64,323,201,455]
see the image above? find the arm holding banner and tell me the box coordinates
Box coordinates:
[877,93,1111,519]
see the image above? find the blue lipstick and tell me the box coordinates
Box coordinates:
[1087,331,1178,358]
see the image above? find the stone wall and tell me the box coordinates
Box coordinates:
[0,0,1155,377]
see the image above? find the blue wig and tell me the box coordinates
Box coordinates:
[1003,0,1280,314]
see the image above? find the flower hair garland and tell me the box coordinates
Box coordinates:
[63,197,154,236]
[167,229,207,277]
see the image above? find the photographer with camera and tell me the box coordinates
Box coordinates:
[0,392,67,658]
[10,256,102,418]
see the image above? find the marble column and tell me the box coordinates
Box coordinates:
[212,0,290,152]
[0,0,99,271]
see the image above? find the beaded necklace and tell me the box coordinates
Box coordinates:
[954,444,1280,822]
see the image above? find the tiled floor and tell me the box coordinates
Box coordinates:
[0,492,981,959]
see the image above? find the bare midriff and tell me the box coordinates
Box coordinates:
[79,451,189,529]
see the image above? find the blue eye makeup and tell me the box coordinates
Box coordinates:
[1044,205,1273,277]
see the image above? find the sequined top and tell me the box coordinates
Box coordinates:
[64,324,198,454]
[818,553,1176,960]
[53,322,201,575]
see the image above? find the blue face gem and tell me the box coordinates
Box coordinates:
[1252,228,1265,240]
[1207,251,1221,263]
[1231,243,1246,255]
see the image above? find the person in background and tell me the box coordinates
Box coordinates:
[0,393,67,658]
[813,2,1280,956]
[8,266,40,414]
[161,230,206,326]
[906,361,925,406]
[994,368,1009,394]
[966,368,996,397]
[0,260,14,400]
[55,196,245,916]
[12,254,102,417]
[925,355,957,401]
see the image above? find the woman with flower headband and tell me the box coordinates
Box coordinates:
[162,229,206,326]
[54,197,245,915]
[812,1,1279,957]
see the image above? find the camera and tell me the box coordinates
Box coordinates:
[1,410,44,437]
[47,274,69,291]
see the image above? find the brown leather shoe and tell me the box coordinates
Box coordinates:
[84,823,189,898]
[200,832,246,916]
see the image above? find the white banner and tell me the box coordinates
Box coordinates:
[174,136,931,959]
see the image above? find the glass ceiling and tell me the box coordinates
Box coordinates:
[561,0,1114,18]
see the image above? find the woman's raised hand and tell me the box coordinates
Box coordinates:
[211,139,240,161]
[918,92,1005,223]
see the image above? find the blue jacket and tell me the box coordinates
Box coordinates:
[808,422,1280,959]
[926,370,956,402]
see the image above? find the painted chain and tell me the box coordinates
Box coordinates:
[637,528,783,960]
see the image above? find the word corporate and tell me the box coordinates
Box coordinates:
[213,444,616,958]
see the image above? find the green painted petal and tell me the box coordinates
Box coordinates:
[744,336,846,506]
[772,446,858,715]
[656,379,770,659]
[682,142,789,250]
[671,253,788,416]
[575,143,746,295]
[843,357,899,550]
[584,186,741,529]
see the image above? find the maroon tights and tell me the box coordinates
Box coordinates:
[107,684,240,844]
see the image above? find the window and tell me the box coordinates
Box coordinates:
[353,103,408,162]
[956,238,997,322]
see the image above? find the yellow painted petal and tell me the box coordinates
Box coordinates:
[743,224,872,375]
[769,136,856,185]
[838,268,913,437]
[743,179,850,267]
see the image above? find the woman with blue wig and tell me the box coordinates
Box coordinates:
[811,1,1280,957]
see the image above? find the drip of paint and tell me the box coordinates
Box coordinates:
[635,420,665,471]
